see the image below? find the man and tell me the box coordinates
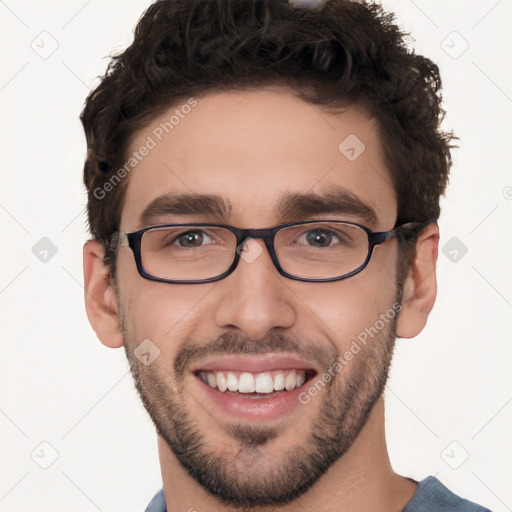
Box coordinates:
[81,0,491,510]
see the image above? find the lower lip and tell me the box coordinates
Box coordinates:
[195,376,313,422]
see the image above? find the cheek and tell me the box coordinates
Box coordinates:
[118,258,218,360]
[297,244,399,349]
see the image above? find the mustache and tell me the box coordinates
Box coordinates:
[173,331,338,379]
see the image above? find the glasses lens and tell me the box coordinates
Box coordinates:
[275,222,369,279]
[138,222,370,282]
[140,226,236,281]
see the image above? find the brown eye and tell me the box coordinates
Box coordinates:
[176,231,205,248]
[305,229,334,247]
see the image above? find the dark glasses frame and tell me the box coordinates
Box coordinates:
[118,220,423,284]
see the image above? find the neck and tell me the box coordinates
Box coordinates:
[157,397,417,512]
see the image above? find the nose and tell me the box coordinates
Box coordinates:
[213,238,297,340]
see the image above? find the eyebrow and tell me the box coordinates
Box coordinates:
[139,194,233,226]
[277,187,377,225]
[138,186,377,227]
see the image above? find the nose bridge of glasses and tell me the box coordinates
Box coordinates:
[238,227,275,239]
[233,228,277,268]
[236,227,276,249]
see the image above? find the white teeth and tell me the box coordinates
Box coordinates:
[207,373,217,389]
[200,369,307,393]
[226,371,239,392]
[273,371,285,391]
[285,370,297,391]
[255,372,274,393]
[216,371,228,392]
[238,372,255,393]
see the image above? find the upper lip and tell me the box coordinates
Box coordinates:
[191,354,319,375]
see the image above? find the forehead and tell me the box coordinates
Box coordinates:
[120,88,397,230]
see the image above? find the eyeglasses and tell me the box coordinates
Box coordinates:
[118,220,420,284]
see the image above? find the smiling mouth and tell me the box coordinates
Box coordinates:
[194,369,317,397]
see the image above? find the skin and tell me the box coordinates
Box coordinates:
[83,88,439,512]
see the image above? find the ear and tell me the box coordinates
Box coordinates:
[83,240,124,348]
[396,223,439,339]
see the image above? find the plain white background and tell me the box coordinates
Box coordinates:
[1,1,511,511]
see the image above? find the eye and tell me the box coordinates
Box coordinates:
[302,228,341,247]
[175,230,212,248]
[305,229,332,247]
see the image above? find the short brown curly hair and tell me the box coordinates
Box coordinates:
[81,0,454,273]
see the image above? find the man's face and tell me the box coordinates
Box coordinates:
[116,89,400,505]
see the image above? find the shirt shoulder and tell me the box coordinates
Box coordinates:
[402,476,492,512]
[145,477,492,512]
[144,488,167,512]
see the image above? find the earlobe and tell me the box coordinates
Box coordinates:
[83,240,124,348]
[396,223,439,339]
